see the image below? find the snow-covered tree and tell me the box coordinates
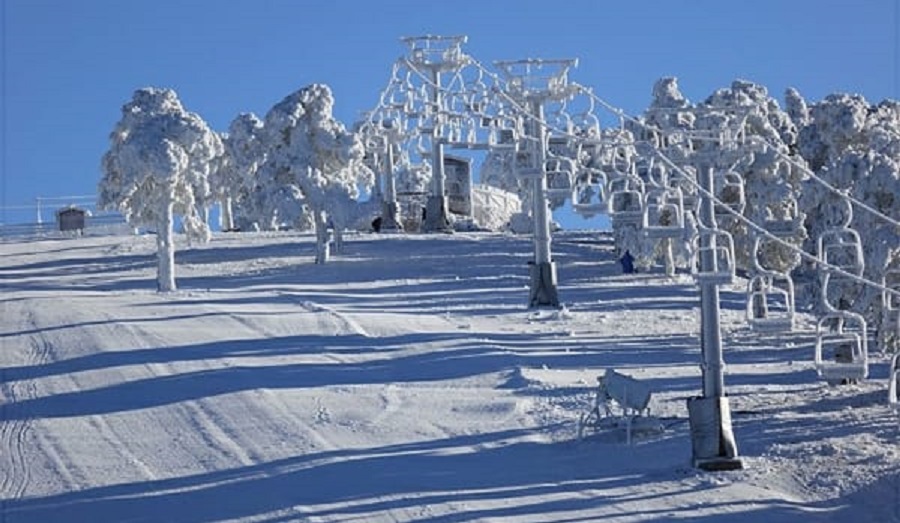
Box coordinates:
[794,92,900,333]
[259,84,371,263]
[99,87,221,291]
[221,113,266,231]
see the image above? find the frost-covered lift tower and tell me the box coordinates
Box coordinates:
[401,35,470,233]
[494,58,579,308]
[686,136,743,470]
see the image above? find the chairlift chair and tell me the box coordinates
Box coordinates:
[573,111,601,140]
[642,188,685,239]
[691,228,736,286]
[713,171,746,218]
[817,228,865,278]
[746,273,795,333]
[487,116,520,151]
[763,198,804,239]
[746,235,796,333]
[571,168,608,217]
[607,175,645,228]
[814,311,868,383]
[544,157,575,201]
[610,145,635,177]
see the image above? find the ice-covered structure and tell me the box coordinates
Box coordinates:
[98,87,222,291]
[258,84,371,263]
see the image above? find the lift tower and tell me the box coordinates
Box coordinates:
[401,35,470,233]
[495,59,579,308]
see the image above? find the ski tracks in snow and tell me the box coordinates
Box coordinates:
[0,309,50,503]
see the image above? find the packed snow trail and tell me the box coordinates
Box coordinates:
[1,231,898,522]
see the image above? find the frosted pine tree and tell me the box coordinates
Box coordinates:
[99,87,221,291]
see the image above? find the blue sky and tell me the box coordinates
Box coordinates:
[2,0,898,227]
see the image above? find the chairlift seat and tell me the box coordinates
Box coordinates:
[573,202,607,217]
[814,312,868,383]
[764,217,804,239]
[817,227,865,277]
[746,273,795,334]
[818,362,868,382]
[643,200,685,240]
[692,231,736,286]
[609,188,644,228]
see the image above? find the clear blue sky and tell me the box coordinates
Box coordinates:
[2,0,898,227]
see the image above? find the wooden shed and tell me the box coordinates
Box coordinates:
[56,206,87,233]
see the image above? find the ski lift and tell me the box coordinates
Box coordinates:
[746,273,795,333]
[745,236,796,333]
[545,157,575,200]
[487,115,520,150]
[611,145,635,177]
[668,171,700,214]
[547,101,574,136]
[713,171,746,218]
[814,311,868,384]
[817,228,865,278]
[889,352,900,410]
[642,187,685,239]
[571,168,608,217]
[573,97,601,138]
[641,158,667,189]
[763,198,804,239]
[691,228,736,286]
[607,175,645,227]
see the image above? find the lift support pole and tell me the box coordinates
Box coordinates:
[687,163,743,471]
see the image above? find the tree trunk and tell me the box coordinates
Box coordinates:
[220,197,235,232]
[156,201,177,292]
[331,205,345,255]
[313,207,330,264]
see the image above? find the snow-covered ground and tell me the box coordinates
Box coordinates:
[1,230,898,522]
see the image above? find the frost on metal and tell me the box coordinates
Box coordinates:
[98,87,222,291]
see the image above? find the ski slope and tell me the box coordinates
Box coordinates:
[1,230,898,522]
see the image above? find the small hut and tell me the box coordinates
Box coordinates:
[56,206,87,234]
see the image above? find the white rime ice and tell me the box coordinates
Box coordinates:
[258,84,372,263]
[98,87,222,291]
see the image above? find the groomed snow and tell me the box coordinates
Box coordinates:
[1,230,898,522]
